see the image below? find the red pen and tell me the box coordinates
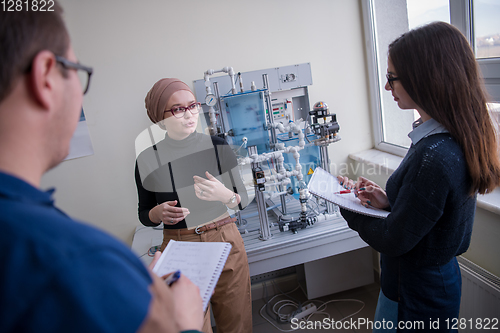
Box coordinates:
[334,190,353,194]
[334,187,366,194]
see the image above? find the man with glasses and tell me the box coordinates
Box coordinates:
[0,2,203,333]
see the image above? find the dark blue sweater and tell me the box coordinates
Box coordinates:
[341,133,475,267]
[341,132,476,329]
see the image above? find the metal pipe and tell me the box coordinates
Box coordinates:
[320,145,335,213]
[213,82,226,134]
[248,145,272,240]
[263,74,287,216]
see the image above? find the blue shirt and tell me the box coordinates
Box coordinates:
[0,171,152,333]
[400,118,450,166]
[408,117,449,144]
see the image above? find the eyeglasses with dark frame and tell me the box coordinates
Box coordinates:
[165,102,201,118]
[386,73,400,90]
[55,55,93,95]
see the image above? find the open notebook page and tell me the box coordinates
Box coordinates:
[152,240,231,311]
[308,167,390,218]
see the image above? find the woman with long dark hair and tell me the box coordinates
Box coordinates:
[338,22,500,332]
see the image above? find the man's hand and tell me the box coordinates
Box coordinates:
[140,252,203,332]
[169,274,204,331]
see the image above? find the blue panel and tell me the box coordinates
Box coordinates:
[223,90,270,154]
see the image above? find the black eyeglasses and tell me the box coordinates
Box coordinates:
[386,73,400,90]
[55,56,93,95]
[165,102,201,118]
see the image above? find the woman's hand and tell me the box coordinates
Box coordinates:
[149,200,190,225]
[336,176,390,210]
[193,171,233,203]
[337,175,356,190]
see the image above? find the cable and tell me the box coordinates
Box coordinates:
[306,199,325,216]
[148,245,161,257]
[134,225,164,258]
[266,159,274,176]
[272,280,301,304]
[271,280,304,322]
[304,113,312,143]
[259,283,301,332]
[239,196,291,220]
[133,226,148,235]
[313,299,365,322]
[258,278,366,332]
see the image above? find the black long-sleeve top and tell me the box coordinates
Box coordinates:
[135,132,248,229]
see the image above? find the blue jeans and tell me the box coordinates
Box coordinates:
[373,288,398,333]
[377,256,461,332]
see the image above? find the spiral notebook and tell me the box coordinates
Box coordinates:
[308,167,390,218]
[152,240,232,310]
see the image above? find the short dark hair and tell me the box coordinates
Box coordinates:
[0,0,69,103]
[389,21,500,195]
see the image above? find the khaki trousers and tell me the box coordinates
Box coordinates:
[160,223,252,333]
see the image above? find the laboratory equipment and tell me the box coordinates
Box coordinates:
[194,63,341,239]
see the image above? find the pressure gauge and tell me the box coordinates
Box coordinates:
[205,94,217,107]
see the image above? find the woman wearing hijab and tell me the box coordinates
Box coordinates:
[135,78,252,333]
[338,22,500,332]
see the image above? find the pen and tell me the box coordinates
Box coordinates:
[334,187,366,194]
[334,190,353,194]
[165,270,181,286]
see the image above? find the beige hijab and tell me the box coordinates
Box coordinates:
[144,78,193,125]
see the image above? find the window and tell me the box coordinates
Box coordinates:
[474,0,500,59]
[407,0,450,29]
[362,0,500,156]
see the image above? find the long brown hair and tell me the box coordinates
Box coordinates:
[389,21,500,195]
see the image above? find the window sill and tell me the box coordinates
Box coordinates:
[349,149,500,216]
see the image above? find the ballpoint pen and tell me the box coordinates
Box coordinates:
[165,270,181,286]
[334,187,365,194]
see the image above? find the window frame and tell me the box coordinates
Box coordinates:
[362,0,500,157]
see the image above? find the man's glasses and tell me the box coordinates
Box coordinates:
[386,73,400,90]
[165,102,201,118]
[55,56,93,95]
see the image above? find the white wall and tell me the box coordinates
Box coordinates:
[41,0,373,244]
